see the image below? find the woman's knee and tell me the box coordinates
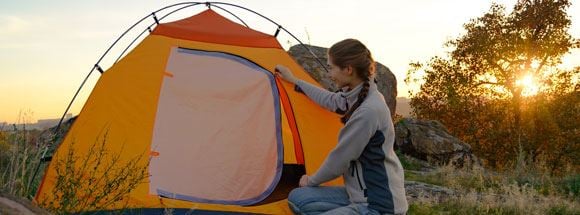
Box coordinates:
[288,187,310,204]
[288,187,312,215]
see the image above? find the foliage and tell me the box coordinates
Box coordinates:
[0,125,45,198]
[1,121,149,214]
[396,150,426,171]
[38,131,149,214]
[405,0,579,171]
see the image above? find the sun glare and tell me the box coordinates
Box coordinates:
[516,74,539,97]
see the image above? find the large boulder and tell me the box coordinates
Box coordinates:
[36,116,77,159]
[37,116,76,145]
[288,44,398,118]
[395,118,481,168]
[0,192,50,215]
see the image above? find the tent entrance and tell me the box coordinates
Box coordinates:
[149,47,283,205]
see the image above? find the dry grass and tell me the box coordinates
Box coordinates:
[0,114,46,199]
[407,157,579,215]
[1,115,149,214]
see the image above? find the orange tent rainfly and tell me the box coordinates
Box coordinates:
[35,2,343,214]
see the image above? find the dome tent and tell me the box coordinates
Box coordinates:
[34,2,344,214]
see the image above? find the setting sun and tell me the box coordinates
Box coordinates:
[516,74,539,97]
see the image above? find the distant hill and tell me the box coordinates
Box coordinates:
[396,97,412,117]
[0,114,73,131]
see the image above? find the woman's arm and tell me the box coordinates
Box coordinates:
[275,65,347,112]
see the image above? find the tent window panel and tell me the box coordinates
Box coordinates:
[149,47,282,206]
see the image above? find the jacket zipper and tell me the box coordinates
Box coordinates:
[351,161,367,197]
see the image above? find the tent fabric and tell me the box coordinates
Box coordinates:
[276,77,304,164]
[36,8,343,214]
[153,10,281,49]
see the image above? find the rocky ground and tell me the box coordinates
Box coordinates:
[0,193,49,215]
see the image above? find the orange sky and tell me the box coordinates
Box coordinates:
[1,0,579,123]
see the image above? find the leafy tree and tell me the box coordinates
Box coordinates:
[406,0,579,170]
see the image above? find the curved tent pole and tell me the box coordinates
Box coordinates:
[31,1,329,188]
[64,1,330,137]
[211,4,250,28]
[114,3,204,64]
[53,2,205,137]
[29,2,205,188]
[204,2,329,73]
[114,3,250,64]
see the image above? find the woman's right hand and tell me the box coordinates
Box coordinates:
[274,64,299,84]
[299,174,310,187]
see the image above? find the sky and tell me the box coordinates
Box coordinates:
[1,0,579,124]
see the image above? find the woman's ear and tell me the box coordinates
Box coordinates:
[346,65,354,76]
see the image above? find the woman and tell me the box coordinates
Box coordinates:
[274,39,407,215]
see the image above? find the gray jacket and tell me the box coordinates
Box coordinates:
[295,80,408,214]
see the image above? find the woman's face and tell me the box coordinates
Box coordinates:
[327,56,352,89]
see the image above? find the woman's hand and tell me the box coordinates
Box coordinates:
[299,174,310,187]
[274,64,299,84]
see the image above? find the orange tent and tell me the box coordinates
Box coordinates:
[36,5,343,214]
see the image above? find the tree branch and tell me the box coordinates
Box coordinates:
[475,81,501,87]
[534,54,549,75]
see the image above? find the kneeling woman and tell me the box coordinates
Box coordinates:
[275,39,408,215]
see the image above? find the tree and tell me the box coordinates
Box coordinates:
[406,0,578,170]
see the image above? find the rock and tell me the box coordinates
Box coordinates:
[34,116,77,163]
[395,118,481,168]
[288,44,398,119]
[37,116,76,146]
[405,180,456,204]
[0,192,50,215]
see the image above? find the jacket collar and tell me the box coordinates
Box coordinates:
[340,79,377,106]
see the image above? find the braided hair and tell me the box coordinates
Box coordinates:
[328,39,375,124]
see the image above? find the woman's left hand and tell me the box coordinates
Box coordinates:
[274,64,299,84]
[299,175,309,187]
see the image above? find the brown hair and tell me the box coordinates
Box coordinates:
[328,39,375,123]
